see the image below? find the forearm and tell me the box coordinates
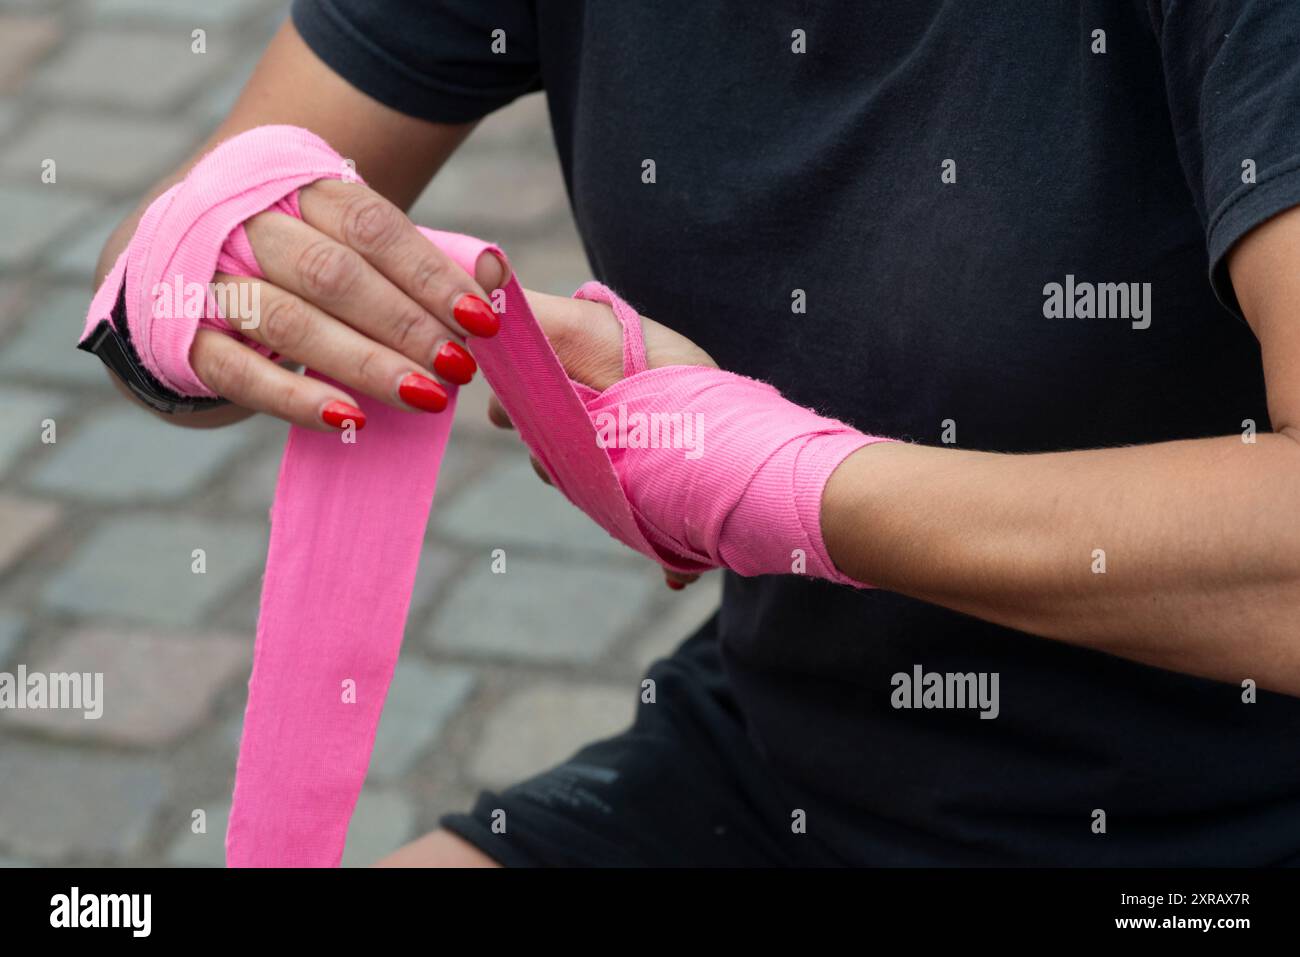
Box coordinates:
[823,432,1300,693]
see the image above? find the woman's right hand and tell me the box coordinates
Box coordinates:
[193,177,508,431]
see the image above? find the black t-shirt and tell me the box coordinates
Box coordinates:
[293,0,1300,864]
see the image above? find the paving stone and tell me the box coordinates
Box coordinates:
[230,445,285,507]
[218,418,292,508]
[0,0,72,9]
[0,385,65,476]
[28,406,250,503]
[448,373,523,440]
[0,15,61,93]
[409,152,569,232]
[633,573,723,671]
[47,201,132,279]
[0,98,17,140]
[429,442,482,504]
[0,185,99,268]
[4,628,250,747]
[369,658,475,782]
[432,455,632,560]
[0,112,195,192]
[0,494,59,575]
[468,93,553,151]
[432,434,506,507]
[30,29,223,112]
[42,515,266,627]
[428,554,656,664]
[0,612,25,666]
[216,710,244,757]
[469,682,633,788]
[0,743,166,860]
[165,799,228,867]
[196,53,256,128]
[0,285,116,385]
[0,276,35,337]
[207,578,263,634]
[90,0,271,25]
[341,789,418,867]
[255,4,289,35]
[409,542,465,619]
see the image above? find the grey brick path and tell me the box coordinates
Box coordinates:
[0,0,722,866]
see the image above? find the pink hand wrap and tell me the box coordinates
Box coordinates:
[78,126,886,867]
[571,284,888,582]
[85,127,350,397]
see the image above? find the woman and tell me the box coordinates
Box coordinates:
[96,2,1300,866]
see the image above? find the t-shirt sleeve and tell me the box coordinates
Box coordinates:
[291,0,542,124]
[1152,0,1300,315]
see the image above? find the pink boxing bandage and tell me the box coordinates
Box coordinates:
[78,126,886,867]
[80,126,354,399]
[570,283,891,583]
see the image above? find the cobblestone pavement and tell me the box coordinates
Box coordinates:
[0,0,722,866]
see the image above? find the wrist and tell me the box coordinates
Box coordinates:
[820,438,913,586]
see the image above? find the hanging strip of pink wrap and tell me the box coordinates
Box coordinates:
[80,126,886,867]
[225,230,706,867]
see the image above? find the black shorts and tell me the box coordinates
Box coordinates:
[440,625,839,867]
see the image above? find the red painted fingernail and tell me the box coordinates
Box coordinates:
[453,294,500,338]
[433,340,477,385]
[322,401,366,430]
[398,372,449,413]
[666,578,685,591]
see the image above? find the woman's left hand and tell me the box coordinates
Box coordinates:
[485,288,716,590]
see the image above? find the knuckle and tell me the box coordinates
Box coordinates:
[408,255,452,304]
[261,296,311,352]
[388,307,432,354]
[203,342,250,398]
[296,240,360,301]
[341,194,403,254]
[280,376,314,418]
[299,179,331,203]
[355,346,385,385]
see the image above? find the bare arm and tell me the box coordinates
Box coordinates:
[821,207,1300,695]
